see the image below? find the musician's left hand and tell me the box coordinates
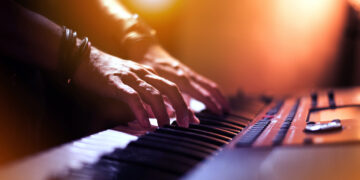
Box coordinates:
[138,45,230,115]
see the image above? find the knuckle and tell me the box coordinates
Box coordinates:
[119,72,136,81]
[134,68,148,75]
[204,94,213,102]
[151,89,161,96]
[136,79,145,85]
[152,92,163,102]
[167,82,180,91]
[144,65,155,72]
[210,82,218,89]
[126,91,140,100]
[178,74,188,82]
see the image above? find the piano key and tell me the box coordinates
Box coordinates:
[164,125,232,142]
[188,124,237,138]
[138,135,215,154]
[199,119,243,131]
[196,112,248,127]
[197,124,240,133]
[127,139,210,161]
[102,148,196,175]
[197,111,250,123]
[61,158,178,180]
[146,132,220,151]
[108,147,199,167]
[155,128,228,146]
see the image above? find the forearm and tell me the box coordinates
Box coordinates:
[0,0,62,70]
[47,0,156,60]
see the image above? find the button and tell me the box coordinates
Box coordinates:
[304,119,342,133]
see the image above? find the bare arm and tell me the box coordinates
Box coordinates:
[52,0,230,114]
[0,0,199,128]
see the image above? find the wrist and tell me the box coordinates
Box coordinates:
[57,27,91,87]
[117,14,158,61]
[141,44,178,64]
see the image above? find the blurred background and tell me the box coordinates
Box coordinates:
[122,0,357,96]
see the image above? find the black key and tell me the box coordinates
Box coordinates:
[196,112,248,127]
[200,124,240,133]
[147,132,220,150]
[197,111,250,123]
[164,125,232,142]
[139,135,215,154]
[155,128,228,146]
[199,118,243,131]
[103,147,196,175]
[189,124,237,138]
[128,139,209,160]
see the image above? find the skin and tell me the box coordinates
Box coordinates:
[52,0,231,114]
[74,47,199,128]
[0,0,229,129]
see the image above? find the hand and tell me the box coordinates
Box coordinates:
[73,47,199,128]
[140,45,230,115]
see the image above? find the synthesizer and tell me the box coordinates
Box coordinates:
[1,88,360,179]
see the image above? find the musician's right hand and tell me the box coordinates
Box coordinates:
[73,47,199,129]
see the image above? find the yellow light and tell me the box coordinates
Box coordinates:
[130,0,177,13]
[102,0,132,18]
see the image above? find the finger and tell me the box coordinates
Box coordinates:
[155,65,223,115]
[190,74,230,112]
[109,75,151,129]
[188,109,200,124]
[163,96,176,118]
[186,81,223,115]
[121,72,170,127]
[142,74,195,128]
[141,64,158,75]
[131,65,157,76]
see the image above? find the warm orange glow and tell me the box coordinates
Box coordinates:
[101,0,132,19]
[130,0,177,13]
[310,107,360,122]
[179,0,347,95]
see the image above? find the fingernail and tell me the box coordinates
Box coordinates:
[193,116,200,124]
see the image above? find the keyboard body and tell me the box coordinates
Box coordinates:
[1,88,360,179]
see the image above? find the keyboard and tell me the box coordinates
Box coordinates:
[2,88,360,180]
